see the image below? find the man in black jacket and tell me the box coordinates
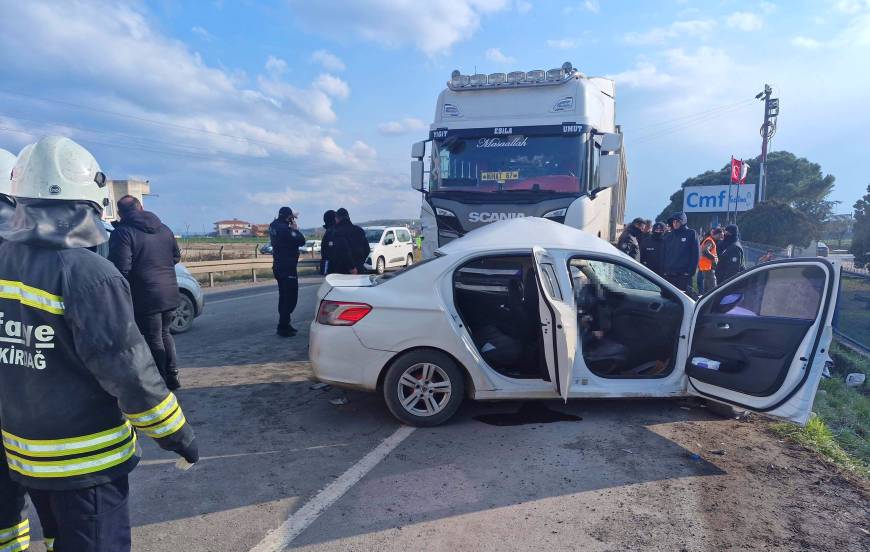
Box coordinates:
[716,224,746,282]
[270,206,307,336]
[330,207,369,274]
[617,217,645,261]
[109,196,182,390]
[641,221,667,275]
[0,136,197,552]
[662,212,700,294]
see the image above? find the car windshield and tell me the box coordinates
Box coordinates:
[364,229,384,242]
[432,134,583,194]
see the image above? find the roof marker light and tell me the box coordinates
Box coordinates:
[526,69,545,82]
[547,68,564,81]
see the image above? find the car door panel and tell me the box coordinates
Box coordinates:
[685,259,840,424]
[533,246,577,401]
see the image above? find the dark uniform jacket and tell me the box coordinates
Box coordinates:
[108,210,181,315]
[662,226,700,275]
[0,198,194,491]
[320,228,353,275]
[716,240,746,282]
[617,226,642,261]
[269,218,306,277]
[329,220,369,274]
[640,235,665,275]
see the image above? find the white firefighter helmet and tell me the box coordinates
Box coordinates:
[10,136,109,212]
[0,148,15,195]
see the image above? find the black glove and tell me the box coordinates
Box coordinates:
[175,438,199,464]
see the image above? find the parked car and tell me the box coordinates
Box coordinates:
[310,218,840,427]
[99,222,205,333]
[363,226,415,274]
[300,239,321,254]
[260,243,273,255]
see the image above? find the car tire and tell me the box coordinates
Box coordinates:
[376,257,386,275]
[382,350,465,427]
[170,293,196,334]
[406,253,414,267]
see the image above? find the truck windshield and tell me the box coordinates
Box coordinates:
[432,135,583,194]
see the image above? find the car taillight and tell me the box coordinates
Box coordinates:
[317,300,372,326]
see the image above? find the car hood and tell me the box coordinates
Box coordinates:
[325,274,375,287]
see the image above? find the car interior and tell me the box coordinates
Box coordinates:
[686,264,826,396]
[453,255,550,380]
[569,258,683,378]
[453,253,685,381]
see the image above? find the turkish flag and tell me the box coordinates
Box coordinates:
[730,157,741,183]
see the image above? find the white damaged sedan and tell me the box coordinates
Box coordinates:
[309,218,840,427]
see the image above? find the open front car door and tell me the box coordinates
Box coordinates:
[533,246,578,402]
[685,259,840,424]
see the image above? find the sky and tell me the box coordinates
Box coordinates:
[0,0,867,233]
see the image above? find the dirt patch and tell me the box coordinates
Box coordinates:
[588,415,869,551]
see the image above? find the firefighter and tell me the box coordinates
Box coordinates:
[0,136,198,551]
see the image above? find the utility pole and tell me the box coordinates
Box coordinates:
[756,84,779,202]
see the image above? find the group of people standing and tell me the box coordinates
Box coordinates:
[618,212,745,297]
[267,206,368,338]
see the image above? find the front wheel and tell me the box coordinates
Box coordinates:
[382,350,465,427]
[406,254,414,267]
[171,294,196,334]
[376,257,386,275]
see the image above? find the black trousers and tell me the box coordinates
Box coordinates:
[1,448,31,551]
[28,477,130,552]
[135,310,177,378]
[664,273,693,294]
[274,270,299,329]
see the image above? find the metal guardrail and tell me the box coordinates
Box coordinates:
[834,269,870,356]
[185,258,319,287]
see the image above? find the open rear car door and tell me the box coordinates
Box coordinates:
[533,246,578,402]
[685,259,840,424]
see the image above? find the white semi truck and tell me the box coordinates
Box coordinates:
[411,62,627,258]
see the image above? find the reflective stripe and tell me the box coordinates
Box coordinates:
[126,394,177,426]
[139,407,186,439]
[0,536,29,552]
[44,537,54,552]
[0,520,28,543]
[0,279,64,315]
[5,433,137,478]
[2,423,133,458]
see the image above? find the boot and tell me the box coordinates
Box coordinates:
[165,370,181,391]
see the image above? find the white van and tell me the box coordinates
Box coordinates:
[363,226,415,274]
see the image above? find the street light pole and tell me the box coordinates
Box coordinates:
[756,84,779,203]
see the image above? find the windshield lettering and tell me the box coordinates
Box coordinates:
[477,136,528,148]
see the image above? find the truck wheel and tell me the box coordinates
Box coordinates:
[376,257,386,275]
[171,294,195,334]
[382,350,465,427]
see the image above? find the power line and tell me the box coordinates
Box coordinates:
[631,97,755,133]
[631,102,756,146]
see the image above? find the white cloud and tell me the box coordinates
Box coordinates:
[623,20,716,45]
[515,1,532,14]
[265,55,288,75]
[191,26,214,41]
[726,12,763,31]
[311,50,346,72]
[313,73,350,100]
[288,0,511,56]
[0,1,397,229]
[547,38,577,49]
[378,118,427,135]
[834,0,870,14]
[792,36,823,49]
[485,47,515,64]
[583,0,600,13]
[606,61,674,88]
[759,2,777,14]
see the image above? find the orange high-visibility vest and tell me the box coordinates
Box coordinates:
[699,235,718,272]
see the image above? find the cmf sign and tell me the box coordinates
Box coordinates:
[683,184,756,213]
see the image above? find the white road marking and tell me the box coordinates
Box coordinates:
[138,443,350,466]
[207,290,278,305]
[249,425,416,552]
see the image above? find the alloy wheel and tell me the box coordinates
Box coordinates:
[396,363,452,416]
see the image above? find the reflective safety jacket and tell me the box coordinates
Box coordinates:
[1,444,30,552]
[0,198,195,491]
[698,235,718,272]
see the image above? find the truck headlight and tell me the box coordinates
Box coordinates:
[543,208,567,219]
[436,207,457,217]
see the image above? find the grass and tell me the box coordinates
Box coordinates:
[836,274,870,348]
[772,343,870,478]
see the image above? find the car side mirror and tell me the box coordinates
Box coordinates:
[411,160,424,192]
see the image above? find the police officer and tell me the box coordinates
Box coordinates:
[640,222,667,275]
[330,207,369,274]
[270,206,306,336]
[0,136,198,551]
[662,212,700,294]
[716,224,746,282]
[617,217,645,261]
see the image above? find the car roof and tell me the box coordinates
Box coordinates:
[364,226,387,231]
[436,217,621,257]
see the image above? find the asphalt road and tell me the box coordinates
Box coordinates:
[26,280,869,551]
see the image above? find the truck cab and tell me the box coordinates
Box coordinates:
[412,62,627,259]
